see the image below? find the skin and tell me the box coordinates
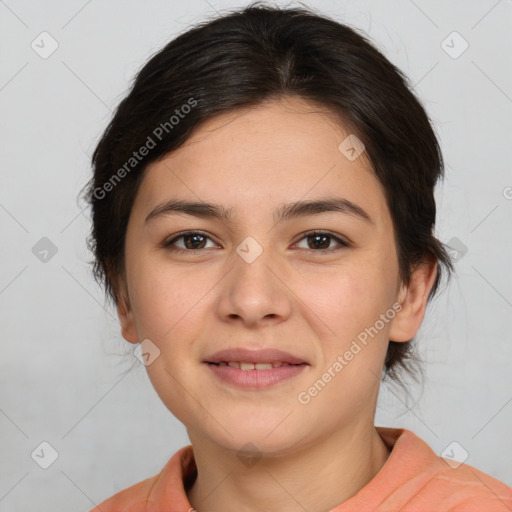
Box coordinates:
[114,96,437,512]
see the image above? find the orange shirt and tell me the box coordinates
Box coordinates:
[91,427,512,511]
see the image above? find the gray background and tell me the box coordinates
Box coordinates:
[1,0,511,510]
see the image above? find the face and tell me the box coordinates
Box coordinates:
[116,97,434,456]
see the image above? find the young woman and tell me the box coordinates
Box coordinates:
[85,3,512,511]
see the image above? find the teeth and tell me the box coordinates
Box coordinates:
[255,363,273,370]
[217,361,294,370]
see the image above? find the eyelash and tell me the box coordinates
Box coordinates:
[162,230,349,254]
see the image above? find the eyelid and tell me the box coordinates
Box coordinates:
[292,230,350,251]
[162,230,219,249]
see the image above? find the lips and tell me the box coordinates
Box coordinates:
[214,361,296,370]
[205,347,308,366]
[205,348,309,389]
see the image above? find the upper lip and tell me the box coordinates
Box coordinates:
[205,348,308,365]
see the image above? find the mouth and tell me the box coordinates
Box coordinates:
[203,347,309,388]
[204,360,308,388]
[206,361,307,370]
[203,347,310,390]
[204,347,309,367]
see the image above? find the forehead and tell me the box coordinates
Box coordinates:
[135,97,389,227]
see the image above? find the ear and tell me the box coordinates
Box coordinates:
[389,259,438,343]
[113,275,139,345]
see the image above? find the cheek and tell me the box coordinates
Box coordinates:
[127,260,210,423]
[297,261,388,332]
[126,256,191,340]
[296,260,395,386]
[126,255,224,370]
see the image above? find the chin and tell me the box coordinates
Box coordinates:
[193,420,310,459]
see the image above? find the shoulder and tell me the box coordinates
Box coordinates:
[89,474,160,512]
[420,459,512,511]
[374,427,512,511]
[88,445,195,512]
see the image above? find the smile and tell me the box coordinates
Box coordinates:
[205,361,308,388]
[211,361,301,370]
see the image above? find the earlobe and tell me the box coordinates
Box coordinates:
[114,277,139,345]
[389,260,438,343]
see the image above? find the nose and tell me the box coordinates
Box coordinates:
[214,241,292,328]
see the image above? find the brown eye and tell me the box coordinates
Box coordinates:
[164,231,216,251]
[295,231,349,252]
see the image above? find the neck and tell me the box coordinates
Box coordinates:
[186,422,391,512]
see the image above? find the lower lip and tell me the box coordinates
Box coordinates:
[205,363,308,389]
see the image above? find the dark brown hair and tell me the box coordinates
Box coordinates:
[82,1,453,386]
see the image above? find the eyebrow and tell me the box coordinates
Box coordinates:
[144,197,374,226]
